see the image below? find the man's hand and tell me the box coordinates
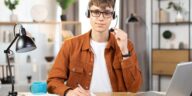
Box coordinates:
[66,86,90,96]
[111,28,129,55]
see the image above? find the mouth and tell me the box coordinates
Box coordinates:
[96,23,105,27]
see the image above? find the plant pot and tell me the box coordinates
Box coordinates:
[60,14,67,21]
[10,12,18,22]
[156,9,169,22]
[175,11,184,22]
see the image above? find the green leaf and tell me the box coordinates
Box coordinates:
[4,0,19,11]
[56,0,76,11]
[167,1,183,12]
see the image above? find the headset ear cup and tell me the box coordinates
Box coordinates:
[86,10,90,18]
[113,12,116,19]
[88,10,90,18]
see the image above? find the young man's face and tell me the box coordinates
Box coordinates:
[89,5,114,33]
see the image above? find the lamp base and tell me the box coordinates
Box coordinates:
[8,91,17,96]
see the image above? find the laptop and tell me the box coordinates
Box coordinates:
[165,62,192,96]
[139,62,192,96]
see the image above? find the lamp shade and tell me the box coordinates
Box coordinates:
[16,35,36,53]
[127,13,139,23]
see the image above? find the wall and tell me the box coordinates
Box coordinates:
[0,0,56,21]
[121,0,149,91]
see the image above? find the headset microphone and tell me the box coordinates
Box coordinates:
[109,15,118,33]
[109,28,114,32]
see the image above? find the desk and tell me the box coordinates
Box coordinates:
[92,92,165,96]
[17,91,165,96]
[0,84,165,96]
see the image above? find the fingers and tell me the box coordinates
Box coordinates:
[78,85,90,96]
[108,28,128,53]
[110,28,119,39]
[70,86,90,96]
[113,28,127,40]
[73,89,84,96]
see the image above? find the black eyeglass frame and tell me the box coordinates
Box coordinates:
[89,10,114,18]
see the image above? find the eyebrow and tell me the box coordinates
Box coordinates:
[89,9,113,12]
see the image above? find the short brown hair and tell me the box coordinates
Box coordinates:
[88,0,116,9]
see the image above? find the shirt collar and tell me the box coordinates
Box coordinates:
[82,30,116,51]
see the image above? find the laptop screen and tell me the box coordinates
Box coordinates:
[166,62,192,96]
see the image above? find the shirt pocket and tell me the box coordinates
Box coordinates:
[69,66,84,73]
[113,61,135,88]
[67,62,84,88]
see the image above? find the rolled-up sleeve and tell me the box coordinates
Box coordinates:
[120,41,142,92]
[47,40,71,96]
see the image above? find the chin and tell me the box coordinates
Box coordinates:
[96,30,106,33]
[95,28,107,33]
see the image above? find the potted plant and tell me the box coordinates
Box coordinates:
[4,0,19,22]
[167,1,184,22]
[56,0,76,21]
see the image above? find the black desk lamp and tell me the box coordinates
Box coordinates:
[126,13,139,23]
[4,24,36,96]
[126,13,148,30]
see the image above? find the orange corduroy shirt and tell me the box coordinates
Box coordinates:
[47,31,142,96]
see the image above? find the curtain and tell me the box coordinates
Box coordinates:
[65,1,79,21]
[54,1,79,53]
[120,0,149,91]
[63,1,79,35]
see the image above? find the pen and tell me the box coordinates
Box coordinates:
[78,84,84,89]
[77,84,96,96]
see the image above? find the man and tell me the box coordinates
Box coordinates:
[47,0,142,96]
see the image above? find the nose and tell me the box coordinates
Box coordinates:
[98,13,105,20]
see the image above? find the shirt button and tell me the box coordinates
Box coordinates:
[90,58,93,62]
[86,86,89,89]
[88,72,92,76]
[72,68,75,72]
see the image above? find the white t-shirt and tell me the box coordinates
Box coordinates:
[90,39,112,92]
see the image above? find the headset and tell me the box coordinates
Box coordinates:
[85,0,117,19]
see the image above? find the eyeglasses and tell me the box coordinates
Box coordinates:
[89,10,114,18]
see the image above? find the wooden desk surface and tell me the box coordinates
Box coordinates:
[17,92,137,96]
[17,92,165,96]
[0,84,165,96]
[95,91,165,96]
[95,92,136,96]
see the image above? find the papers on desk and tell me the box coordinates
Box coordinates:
[137,91,166,96]
[18,92,96,96]
[91,92,96,96]
[18,92,58,96]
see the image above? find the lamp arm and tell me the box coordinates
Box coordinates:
[4,34,19,96]
[5,51,17,96]
[4,34,19,53]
